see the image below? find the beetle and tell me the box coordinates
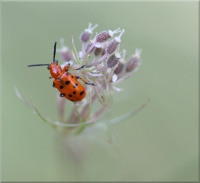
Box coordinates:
[28,42,94,102]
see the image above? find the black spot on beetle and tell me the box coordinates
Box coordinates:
[60,85,64,89]
[80,91,84,96]
[68,94,72,97]
[65,81,70,85]
[52,82,55,87]
[73,91,76,94]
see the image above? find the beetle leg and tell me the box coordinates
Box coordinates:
[69,65,85,71]
[75,76,95,86]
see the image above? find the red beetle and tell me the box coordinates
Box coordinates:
[28,42,94,102]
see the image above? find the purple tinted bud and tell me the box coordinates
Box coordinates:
[80,32,90,42]
[94,47,102,56]
[107,29,125,54]
[96,28,121,43]
[126,57,139,72]
[107,39,119,54]
[80,23,98,43]
[107,54,120,68]
[62,50,73,61]
[56,38,73,62]
[101,48,106,56]
[96,31,111,43]
[85,42,94,53]
[126,49,141,72]
[114,62,124,74]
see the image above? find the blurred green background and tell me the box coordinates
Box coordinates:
[2,1,198,182]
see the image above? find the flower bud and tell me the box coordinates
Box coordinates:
[94,47,102,56]
[101,48,106,56]
[96,31,111,43]
[114,62,124,74]
[80,23,98,43]
[107,53,120,68]
[80,32,90,43]
[96,28,121,43]
[114,49,126,74]
[62,50,73,61]
[106,29,125,54]
[106,39,118,54]
[126,49,141,72]
[56,38,73,61]
[85,42,94,53]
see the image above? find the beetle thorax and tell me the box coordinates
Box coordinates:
[49,63,62,79]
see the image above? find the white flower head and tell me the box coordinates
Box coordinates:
[18,23,149,137]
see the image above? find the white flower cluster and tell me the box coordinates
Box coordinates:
[16,23,148,135]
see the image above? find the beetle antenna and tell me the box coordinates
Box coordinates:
[28,64,49,67]
[53,42,57,61]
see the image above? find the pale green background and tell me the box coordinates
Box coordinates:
[1,1,199,182]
